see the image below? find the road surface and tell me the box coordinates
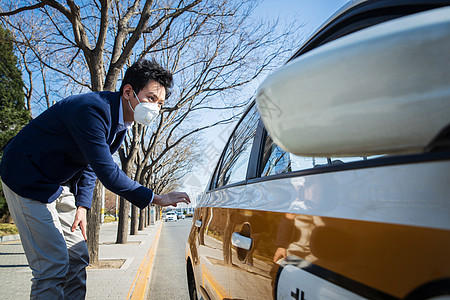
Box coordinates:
[147,218,192,299]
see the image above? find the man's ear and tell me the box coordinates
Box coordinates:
[122,84,133,100]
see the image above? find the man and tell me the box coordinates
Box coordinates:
[0,59,190,299]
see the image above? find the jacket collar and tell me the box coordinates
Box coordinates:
[118,97,133,131]
[107,91,121,145]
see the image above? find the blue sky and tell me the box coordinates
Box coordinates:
[254,0,349,39]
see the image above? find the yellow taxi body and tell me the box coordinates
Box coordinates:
[186,1,450,299]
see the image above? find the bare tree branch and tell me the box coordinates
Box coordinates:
[0,3,45,17]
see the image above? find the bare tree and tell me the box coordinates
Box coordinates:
[16,47,32,111]
[118,4,298,237]
[0,0,301,262]
[3,11,56,113]
[137,134,199,231]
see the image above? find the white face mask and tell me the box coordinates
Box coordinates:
[129,91,160,126]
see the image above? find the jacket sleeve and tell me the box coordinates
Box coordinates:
[74,165,97,209]
[66,102,153,209]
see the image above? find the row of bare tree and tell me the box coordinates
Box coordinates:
[0,0,300,265]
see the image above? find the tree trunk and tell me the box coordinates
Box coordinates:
[117,142,137,243]
[144,207,147,228]
[130,204,138,235]
[198,207,208,246]
[143,207,147,228]
[223,209,233,266]
[87,180,102,266]
[139,207,145,230]
[116,197,129,244]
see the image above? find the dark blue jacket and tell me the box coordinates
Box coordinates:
[0,91,152,209]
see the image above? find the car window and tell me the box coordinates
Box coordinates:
[215,105,260,188]
[260,133,378,177]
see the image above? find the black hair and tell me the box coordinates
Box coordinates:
[119,59,173,99]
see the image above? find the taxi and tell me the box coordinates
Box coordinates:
[186,0,450,299]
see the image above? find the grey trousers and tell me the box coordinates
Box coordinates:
[2,181,89,299]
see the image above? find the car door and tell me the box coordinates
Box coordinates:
[194,103,260,299]
[253,131,450,299]
[225,128,365,299]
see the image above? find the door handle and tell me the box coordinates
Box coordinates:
[195,220,202,228]
[231,232,252,251]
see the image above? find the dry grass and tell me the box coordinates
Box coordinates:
[0,223,18,236]
[103,215,117,223]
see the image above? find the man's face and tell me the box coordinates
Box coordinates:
[133,80,166,109]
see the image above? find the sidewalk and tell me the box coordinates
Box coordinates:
[0,220,162,299]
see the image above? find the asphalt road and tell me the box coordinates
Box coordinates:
[147,218,192,300]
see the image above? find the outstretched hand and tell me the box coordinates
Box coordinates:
[153,192,191,207]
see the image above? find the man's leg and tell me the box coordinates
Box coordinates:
[56,185,89,299]
[1,181,69,300]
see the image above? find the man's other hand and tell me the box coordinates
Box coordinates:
[72,206,88,241]
[153,192,191,207]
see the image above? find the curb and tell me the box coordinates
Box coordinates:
[0,234,20,243]
[127,221,163,300]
